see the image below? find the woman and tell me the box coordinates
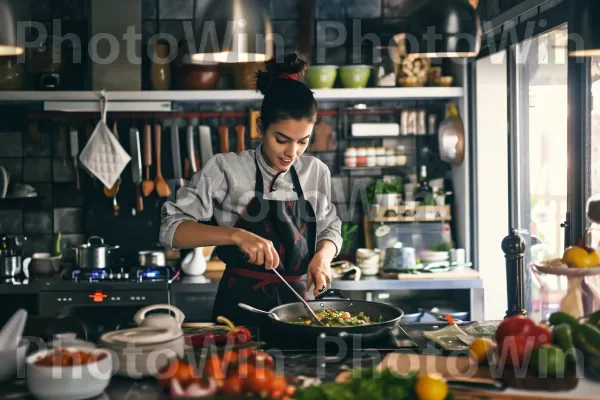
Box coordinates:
[159,54,343,327]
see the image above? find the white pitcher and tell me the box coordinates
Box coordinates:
[181,247,214,276]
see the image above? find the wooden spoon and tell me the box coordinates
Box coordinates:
[153,123,171,197]
[142,124,154,197]
[235,123,246,153]
[218,123,229,153]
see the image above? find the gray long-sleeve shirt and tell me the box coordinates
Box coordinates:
[159,143,343,256]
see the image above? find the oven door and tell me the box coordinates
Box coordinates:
[39,289,170,342]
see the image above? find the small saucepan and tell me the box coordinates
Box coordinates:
[138,250,166,267]
[72,236,119,269]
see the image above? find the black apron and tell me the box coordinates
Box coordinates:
[211,155,317,328]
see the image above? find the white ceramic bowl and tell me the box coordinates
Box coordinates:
[0,339,28,383]
[26,347,113,400]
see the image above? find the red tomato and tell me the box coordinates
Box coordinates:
[204,355,224,380]
[221,375,244,397]
[249,351,275,369]
[270,375,287,393]
[234,363,255,380]
[222,350,239,367]
[246,367,275,395]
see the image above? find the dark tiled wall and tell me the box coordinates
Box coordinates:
[1,0,452,263]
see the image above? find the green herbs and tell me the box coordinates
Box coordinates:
[294,309,373,326]
[340,223,358,257]
[365,178,403,204]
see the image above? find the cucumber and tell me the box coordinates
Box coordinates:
[51,232,61,257]
[573,323,600,359]
[552,323,576,365]
[587,310,600,328]
[549,312,579,329]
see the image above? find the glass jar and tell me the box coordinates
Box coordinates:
[366,147,377,167]
[376,147,387,167]
[356,148,367,167]
[395,145,407,166]
[344,147,357,168]
[386,148,396,166]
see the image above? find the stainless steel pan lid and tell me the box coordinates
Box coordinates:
[75,236,119,251]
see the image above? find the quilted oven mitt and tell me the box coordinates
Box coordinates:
[79,118,131,188]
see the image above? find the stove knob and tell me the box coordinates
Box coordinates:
[123,273,129,280]
[108,273,113,280]
[116,273,122,280]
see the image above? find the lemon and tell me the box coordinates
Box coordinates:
[414,373,449,400]
[469,338,495,364]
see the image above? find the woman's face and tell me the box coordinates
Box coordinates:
[260,118,314,171]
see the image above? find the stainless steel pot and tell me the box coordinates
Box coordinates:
[73,236,119,269]
[138,250,166,267]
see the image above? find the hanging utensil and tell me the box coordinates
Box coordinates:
[103,121,121,216]
[142,123,154,197]
[170,119,184,188]
[153,123,171,198]
[235,122,246,153]
[185,118,197,179]
[69,125,80,190]
[129,127,143,214]
[59,122,68,166]
[438,103,465,166]
[218,121,229,153]
[249,109,261,141]
[199,125,213,168]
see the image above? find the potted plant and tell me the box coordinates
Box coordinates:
[366,177,403,206]
[337,223,358,262]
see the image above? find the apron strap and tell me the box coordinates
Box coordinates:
[228,267,303,290]
[253,152,304,198]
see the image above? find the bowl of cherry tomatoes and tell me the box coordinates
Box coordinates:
[26,347,113,400]
[157,347,297,399]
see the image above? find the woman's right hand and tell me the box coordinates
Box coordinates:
[232,229,280,270]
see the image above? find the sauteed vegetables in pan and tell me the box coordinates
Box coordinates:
[294,309,383,326]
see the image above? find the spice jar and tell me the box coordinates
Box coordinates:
[366,147,376,167]
[344,147,357,168]
[395,145,407,166]
[386,148,396,166]
[376,147,387,167]
[356,148,367,167]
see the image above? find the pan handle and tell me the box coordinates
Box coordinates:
[315,288,348,300]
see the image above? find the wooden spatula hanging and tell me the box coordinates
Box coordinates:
[218,122,229,153]
[235,123,246,153]
[153,123,171,198]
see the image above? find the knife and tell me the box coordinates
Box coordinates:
[170,120,184,188]
[199,125,213,168]
[129,128,143,213]
[69,127,80,190]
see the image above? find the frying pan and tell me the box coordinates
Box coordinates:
[238,289,404,342]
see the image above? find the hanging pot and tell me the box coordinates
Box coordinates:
[72,236,119,269]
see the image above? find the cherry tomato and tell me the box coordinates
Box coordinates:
[204,355,225,380]
[269,389,284,400]
[222,350,239,367]
[221,375,244,397]
[270,375,288,393]
[234,363,255,380]
[246,367,275,395]
[174,363,198,384]
[249,351,274,368]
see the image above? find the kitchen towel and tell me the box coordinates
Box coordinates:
[79,98,131,188]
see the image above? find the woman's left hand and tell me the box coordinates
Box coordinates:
[306,252,332,297]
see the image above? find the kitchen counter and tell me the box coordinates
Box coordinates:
[0,323,448,399]
[170,271,484,292]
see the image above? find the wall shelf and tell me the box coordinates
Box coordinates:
[0,87,464,103]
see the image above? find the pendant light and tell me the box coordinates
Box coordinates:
[191,0,273,63]
[0,0,23,56]
[569,0,600,57]
[404,0,481,58]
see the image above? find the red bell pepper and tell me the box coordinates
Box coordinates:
[495,315,552,367]
[217,316,254,344]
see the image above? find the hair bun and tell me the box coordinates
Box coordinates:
[255,53,308,95]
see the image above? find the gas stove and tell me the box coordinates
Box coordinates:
[65,266,172,283]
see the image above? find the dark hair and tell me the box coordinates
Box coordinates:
[254,53,318,132]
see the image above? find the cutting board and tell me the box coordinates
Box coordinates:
[365,353,599,399]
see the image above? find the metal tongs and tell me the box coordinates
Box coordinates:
[270,268,325,326]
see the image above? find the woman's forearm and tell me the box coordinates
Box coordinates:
[315,240,337,263]
[172,221,240,249]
